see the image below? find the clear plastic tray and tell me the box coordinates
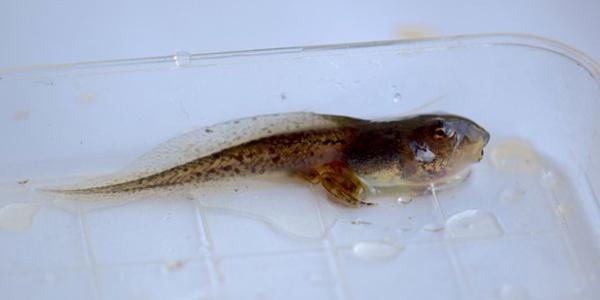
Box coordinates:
[1,34,599,300]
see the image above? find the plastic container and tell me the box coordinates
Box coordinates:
[1,34,599,300]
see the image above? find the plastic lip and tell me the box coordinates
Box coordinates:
[1,33,599,82]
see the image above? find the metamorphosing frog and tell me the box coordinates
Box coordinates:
[54,112,489,207]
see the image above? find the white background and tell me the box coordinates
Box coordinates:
[1,0,599,68]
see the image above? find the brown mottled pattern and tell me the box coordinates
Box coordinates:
[57,113,490,197]
[63,127,358,194]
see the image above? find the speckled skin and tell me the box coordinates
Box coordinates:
[62,128,358,193]
[59,114,489,207]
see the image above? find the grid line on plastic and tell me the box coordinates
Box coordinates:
[430,185,473,299]
[78,211,103,300]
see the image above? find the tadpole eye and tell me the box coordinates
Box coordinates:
[433,127,446,140]
[433,122,455,140]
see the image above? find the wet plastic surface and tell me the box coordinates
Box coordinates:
[1,34,600,300]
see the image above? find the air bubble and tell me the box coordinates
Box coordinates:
[397,196,413,204]
[174,51,192,67]
[422,223,444,232]
[445,209,503,239]
[352,241,404,261]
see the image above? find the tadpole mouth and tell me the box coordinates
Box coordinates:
[481,129,490,146]
[450,117,490,148]
[468,124,490,146]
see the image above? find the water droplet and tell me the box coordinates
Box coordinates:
[445,209,503,239]
[497,284,529,300]
[351,218,371,225]
[352,241,404,261]
[500,187,526,204]
[540,170,560,191]
[422,223,444,232]
[174,51,192,67]
[397,196,413,204]
[392,92,402,103]
[490,140,542,174]
[0,203,41,231]
[556,203,574,218]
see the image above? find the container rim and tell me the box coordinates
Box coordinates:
[1,33,599,84]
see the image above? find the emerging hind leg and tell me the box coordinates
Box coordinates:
[297,161,373,208]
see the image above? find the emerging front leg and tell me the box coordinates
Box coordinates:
[298,161,373,208]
